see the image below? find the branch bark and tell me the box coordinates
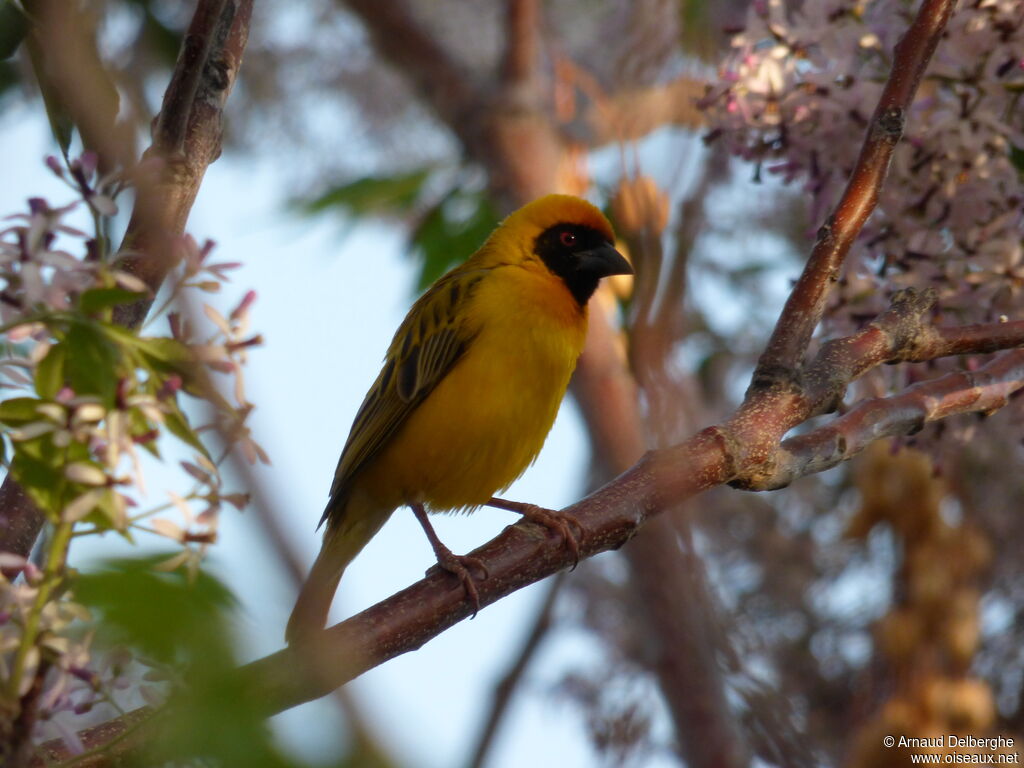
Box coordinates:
[36,317,1024,760]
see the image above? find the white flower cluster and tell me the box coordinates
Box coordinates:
[0,154,139,329]
[0,155,263,753]
[701,0,1024,325]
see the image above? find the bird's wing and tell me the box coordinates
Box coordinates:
[321,267,489,525]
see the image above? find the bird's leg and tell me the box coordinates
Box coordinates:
[485,497,582,567]
[410,502,489,616]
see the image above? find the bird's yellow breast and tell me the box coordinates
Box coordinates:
[358,262,586,511]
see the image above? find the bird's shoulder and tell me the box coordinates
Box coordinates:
[385,264,491,395]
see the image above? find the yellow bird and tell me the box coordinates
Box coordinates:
[287,194,631,643]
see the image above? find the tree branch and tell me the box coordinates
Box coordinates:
[501,0,540,88]
[36,305,1024,757]
[340,0,480,145]
[750,348,1024,491]
[751,0,957,386]
[113,0,253,326]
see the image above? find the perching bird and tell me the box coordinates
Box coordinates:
[286,194,631,643]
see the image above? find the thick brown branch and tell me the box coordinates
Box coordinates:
[114,0,253,326]
[236,321,1024,713]
[749,349,1024,490]
[33,306,1024,759]
[233,311,1024,714]
[751,0,956,386]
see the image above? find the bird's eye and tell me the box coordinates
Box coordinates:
[559,230,577,248]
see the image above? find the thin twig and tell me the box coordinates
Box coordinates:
[751,0,957,387]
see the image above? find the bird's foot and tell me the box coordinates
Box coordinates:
[410,502,488,617]
[486,497,583,568]
[430,547,489,617]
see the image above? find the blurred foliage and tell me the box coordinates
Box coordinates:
[75,555,296,767]
[410,190,499,291]
[1011,145,1024,179]
[297,171,500,291]
[0,311,217,525]
[299,169,433,218]
[25,42,74,156]
[122,0,186,66]
[0,1,28,60]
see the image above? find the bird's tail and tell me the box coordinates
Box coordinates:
[286,495,392,644]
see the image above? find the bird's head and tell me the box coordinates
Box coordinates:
[489,194,633,307]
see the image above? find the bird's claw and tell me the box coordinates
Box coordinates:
[431,550,488,617]
[522,505,582,569]
[491,499,583,569]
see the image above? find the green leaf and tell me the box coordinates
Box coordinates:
[410,191,499,291]
[133,336,210,398]
[79,287,146,315]
[298,168,432,217]
[25,36,73,155]
[130,406,161,458]
[133,336,194,368]
[34,342,66,399]
[75,555,236,665]
[74,556,294,768]
[1011,145,1024,179]
[66,321,119,403]
[0,60,19,103]
[163,402,213,463]
[0,397,43,425]
[10,443,63,513]
[0,1,29,59]
[85,488,127,530]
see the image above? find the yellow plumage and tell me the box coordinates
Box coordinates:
[287,194,630,642]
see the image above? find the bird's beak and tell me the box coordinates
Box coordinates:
[577,242,633,278]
